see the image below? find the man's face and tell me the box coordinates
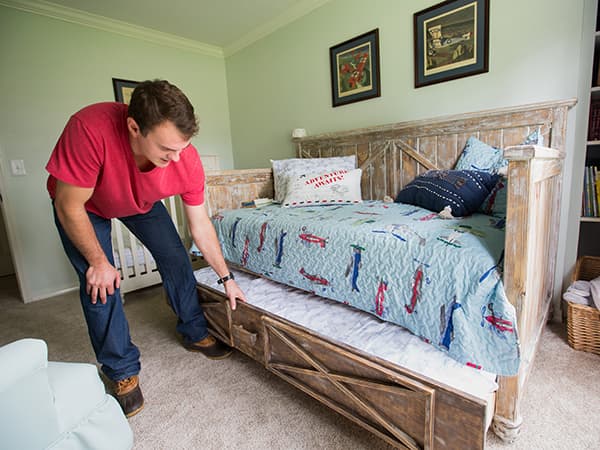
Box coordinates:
[128,118,191,168]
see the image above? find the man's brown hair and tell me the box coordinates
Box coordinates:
[128,79,199,138]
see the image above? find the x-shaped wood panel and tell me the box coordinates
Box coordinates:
[262,317,435,449]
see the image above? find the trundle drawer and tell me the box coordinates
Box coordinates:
[262,316,488,450]
[197,285,488,449]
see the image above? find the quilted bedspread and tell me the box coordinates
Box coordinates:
[211,201,519,375]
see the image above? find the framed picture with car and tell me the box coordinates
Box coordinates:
[414,0,489,88]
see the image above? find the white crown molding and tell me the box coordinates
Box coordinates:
[224,0,332,57]
[0,0,224,58]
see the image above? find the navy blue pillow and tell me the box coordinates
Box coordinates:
[395,170,499,217]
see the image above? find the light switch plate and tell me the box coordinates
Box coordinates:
[10,159,26,176]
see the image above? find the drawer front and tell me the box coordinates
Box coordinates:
[231,302,266,363]
[197,285,266,363]
[262,316,487,450]
[197,286,233,346]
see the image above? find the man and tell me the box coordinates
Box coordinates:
[46,79,246,417]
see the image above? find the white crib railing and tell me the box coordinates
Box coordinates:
[111,196,203,295]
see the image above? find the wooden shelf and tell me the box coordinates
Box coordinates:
[578,1,600,259]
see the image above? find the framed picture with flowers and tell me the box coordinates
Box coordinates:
[329,29,381,107]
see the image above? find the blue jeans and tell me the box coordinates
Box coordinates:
[53,201,209,381]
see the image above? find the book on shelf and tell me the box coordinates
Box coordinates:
[595,167,600,214]
[584,166,588,216]
[589,101,600,141]
[585,166,591,216]
[592,166,598,217]
[582,165,600,217]
[591,166,596,217]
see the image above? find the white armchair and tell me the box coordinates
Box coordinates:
[0,339,133,450]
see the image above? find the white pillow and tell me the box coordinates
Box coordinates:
[282,168,362,208]
[271,156,357,203]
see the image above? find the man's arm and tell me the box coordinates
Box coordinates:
[183,202,246,310]
[54,180,120,304]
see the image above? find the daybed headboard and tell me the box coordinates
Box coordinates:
[294,99,575,200]
[205,99,575,213]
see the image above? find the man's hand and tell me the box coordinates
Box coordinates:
[223,279,246,311]
[184,202,249,311]
[55,180,120,305]
[86,260,121,305]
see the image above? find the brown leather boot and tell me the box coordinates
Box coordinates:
[114,375,144,418]
[183,335,233,359]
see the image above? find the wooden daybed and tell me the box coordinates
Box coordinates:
[195,99,575,449]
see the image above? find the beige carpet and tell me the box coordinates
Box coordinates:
[1,275,599,449]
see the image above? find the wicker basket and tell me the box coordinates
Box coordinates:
[566,256,600,355]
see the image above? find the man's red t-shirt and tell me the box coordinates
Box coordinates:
[46,102,205,219]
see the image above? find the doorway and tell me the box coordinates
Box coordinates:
[0,155,21,301]
[0,205,14,277]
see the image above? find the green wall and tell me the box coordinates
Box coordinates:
[225,0,592,312]
[226,0,585,167]
[0,6,233,301]
[0,0,594,306]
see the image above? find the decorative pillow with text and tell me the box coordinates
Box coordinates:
[271,156,357,203]
[282,168,363,208]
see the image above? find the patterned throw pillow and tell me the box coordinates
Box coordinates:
[455,130,544,175]
[474,130,543,217]
[282,168,362,208]
[454,137,505,174]
[271,156,357,203]
[395,170,499,217]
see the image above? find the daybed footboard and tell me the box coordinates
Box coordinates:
[204,168,273,216]
[493,144,565,441]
